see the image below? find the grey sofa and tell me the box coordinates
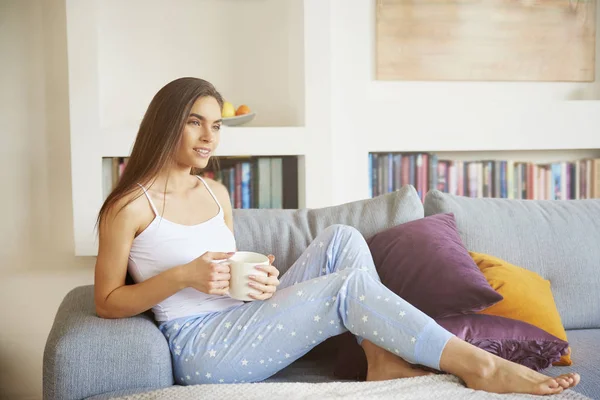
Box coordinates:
[43,186,600,399]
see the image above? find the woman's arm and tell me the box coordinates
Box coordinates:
[94,195,188,319]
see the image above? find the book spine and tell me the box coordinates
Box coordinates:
[587,159,593,199]
[507,161,511,199]
[409,155,416,189]
[429,154,438,193]
[500,161,506,199]
[457,161,464,196]
[235,164,242,208]
[229,168,235,207]
[250,160,258,208]
[401,156,409,187]
[394,154,402,191]
[282,157,299,209]
[372,154,378,197]
[448,161,456,195]
[380,154,390,193]
[378,154,384,196]
[258,158,271,208]
[593,159,600,198]
[270,158,283,209]
[551,163,560,200]
[437,161,446,192]
[241,162,250,209]
[477,162,484,198]
[388,153,393,193]
[422,154,429,200]
[368,153,373,198]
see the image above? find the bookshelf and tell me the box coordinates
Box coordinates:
[102,155,300,210]
[369,151,600,202]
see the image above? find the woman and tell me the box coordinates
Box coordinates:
[95,77,580,394]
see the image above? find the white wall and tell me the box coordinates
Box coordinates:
[0,1,94,399]
[330,0,600,206]
[96,0,304,130]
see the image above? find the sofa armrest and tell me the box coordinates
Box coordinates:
[43,285,173,400]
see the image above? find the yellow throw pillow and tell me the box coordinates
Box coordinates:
[469,251,571,366]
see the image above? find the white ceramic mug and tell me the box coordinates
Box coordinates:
[224,251,270,301]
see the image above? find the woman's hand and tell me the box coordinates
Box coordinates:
[248,254,280,301]
[180,251,234,296]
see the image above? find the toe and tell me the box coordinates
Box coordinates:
[540,379,565,394]
[538,378,564,395]
[555,377,570,389]
[546,378,560,389]
[565,373,581,388]
[553,387,564,395]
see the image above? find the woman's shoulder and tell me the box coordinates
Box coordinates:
[102,187,152,228]
[200,176,232,209]
[201,176,229,197]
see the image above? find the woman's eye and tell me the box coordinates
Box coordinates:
[213,125,221,132]
[189,120,200,126]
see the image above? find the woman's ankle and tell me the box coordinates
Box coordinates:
[439,337,496,380]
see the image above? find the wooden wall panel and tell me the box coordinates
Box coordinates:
[376,0,596,81]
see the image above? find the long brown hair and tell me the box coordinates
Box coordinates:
[97,77,224,228]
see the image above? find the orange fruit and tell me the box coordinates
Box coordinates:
[235,105,251,116]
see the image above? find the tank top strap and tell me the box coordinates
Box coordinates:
[196,176,223,215]
[137,183,159,216]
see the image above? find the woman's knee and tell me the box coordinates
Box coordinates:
[344,268,372,288]
[324,224,362,239]
[316,225,368,255]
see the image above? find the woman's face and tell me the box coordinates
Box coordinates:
[175,96,222,170]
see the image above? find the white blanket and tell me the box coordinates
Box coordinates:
[114,375,590,400]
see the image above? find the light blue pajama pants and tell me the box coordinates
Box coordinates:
[159,224,454,385]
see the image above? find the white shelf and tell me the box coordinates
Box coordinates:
[366,102,600,153]
[101,126,307,157]
[217,126,307,156]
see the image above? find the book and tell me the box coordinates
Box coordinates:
[368,152,600,201]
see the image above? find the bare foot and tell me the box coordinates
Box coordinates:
[462,355,580,395]
[361,339,433,382]
[440,337,581,396]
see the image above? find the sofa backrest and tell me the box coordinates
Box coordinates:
[232,185,424,277]
[424,189,600,330]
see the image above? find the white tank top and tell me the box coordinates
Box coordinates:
[128,176,243,322]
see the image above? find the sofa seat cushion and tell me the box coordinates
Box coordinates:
[264,355,339,383]
[424,190,600,330]
[547,329,600,399]
[87,357,342,399]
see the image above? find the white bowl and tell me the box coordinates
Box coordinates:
[222,112,256,127]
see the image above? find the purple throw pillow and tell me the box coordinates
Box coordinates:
[333,314,568,380]
[437,314,569,371]
[333,213,503,380]
[367,213,503,318]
